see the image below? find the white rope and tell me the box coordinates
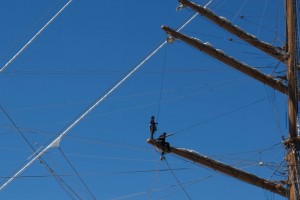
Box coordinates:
[0,0,73,73]
[0,38,167,192]
[0,0,215,190]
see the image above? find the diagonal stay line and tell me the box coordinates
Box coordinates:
[0,0,73,73]
[0,0,215,191]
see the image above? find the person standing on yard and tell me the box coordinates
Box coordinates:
[149,116,157,139]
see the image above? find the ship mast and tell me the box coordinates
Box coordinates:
[286,0,300,199]
[148,0,300,199]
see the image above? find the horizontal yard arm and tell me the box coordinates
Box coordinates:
[147,139,288,197]
[162,26,288,95]
[179,0,287,62]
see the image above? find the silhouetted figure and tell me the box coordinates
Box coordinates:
[157,132,170,151]
[149,116,157,139]
[157,132,172,160]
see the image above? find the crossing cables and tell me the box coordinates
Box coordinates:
[0,0,215,191]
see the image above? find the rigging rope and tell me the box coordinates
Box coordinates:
[44,161,84,200]
[0,104,83,199]
[0,104,36,151]
[0,0,219,192]
[59,148,96,200]
[264,85,285,139]
[256,0,268,36]
[156,47,167,122]
[239,16,285,38]
[148,155,164,199]
[0,0,73,73]
[271,0,281,45]
[231,0,249,22]
[0,0,63,61]
[0,6,202,190]
[164,158,192,200]
[110,172,219,200]
[2,66,228,75]
[173,97,266,135]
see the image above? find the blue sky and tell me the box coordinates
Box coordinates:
[0,0,289,199]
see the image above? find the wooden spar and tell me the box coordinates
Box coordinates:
[147,139,288,197]
[179,0,287,62]
[162,26,288,95]
[286,0,300,199]
[286,0,298,141]
[155,1,300,199]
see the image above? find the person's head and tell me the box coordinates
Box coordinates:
[151,116,155,119]
[163,132,166,136]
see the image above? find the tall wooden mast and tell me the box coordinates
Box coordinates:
[148,0,300,199]
[286,0,299,199]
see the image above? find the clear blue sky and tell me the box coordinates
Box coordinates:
[0,0,289,199]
